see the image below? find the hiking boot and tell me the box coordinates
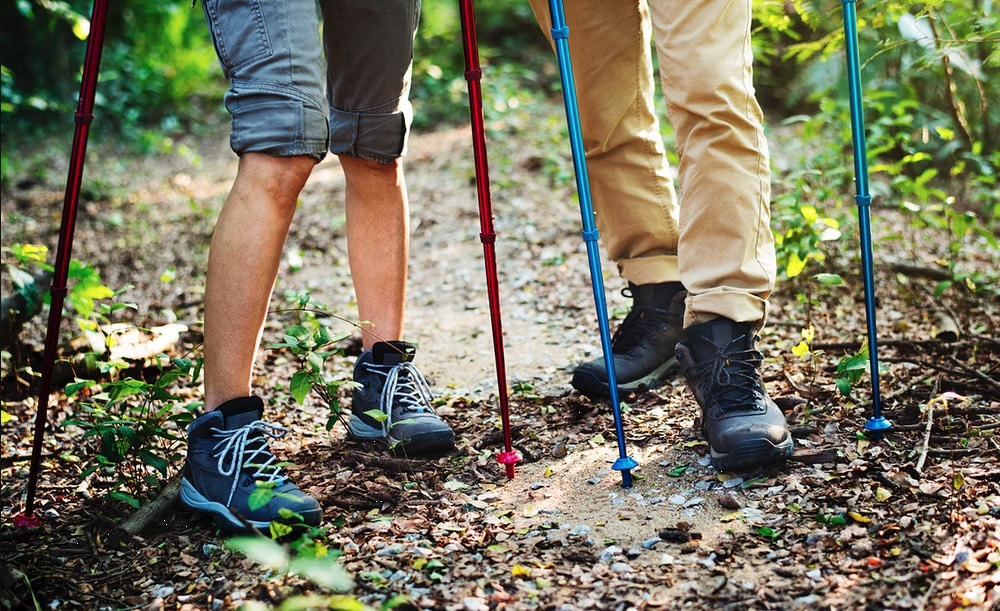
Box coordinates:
[348,341,455,456]
[180,396,322,531]
[571,282,686,398]
[675,318,793,472]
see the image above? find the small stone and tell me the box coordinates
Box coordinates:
[610,562,633,573]
[722,477,744,489]
[718,494,742,510]
[625,547,642,559]
[599,545,622,562]
[642,537,660,550]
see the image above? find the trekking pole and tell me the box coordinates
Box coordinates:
[458,0,521,478]
[15,0,111,528]
[841,0,891,438]
[546,0,637,487]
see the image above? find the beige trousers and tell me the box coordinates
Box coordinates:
[528,0,776,327]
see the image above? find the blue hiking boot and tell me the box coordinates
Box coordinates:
[180,396,322,531]
[675,319,794,472]
[348,341,455,456]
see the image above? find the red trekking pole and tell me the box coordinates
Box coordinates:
[15,0,110,528]
[457,0,521,478]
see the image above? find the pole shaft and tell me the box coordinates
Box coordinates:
[842,0,884,421]
[459,0,519,476]
[547,0,635,485]
[25,0,111,517]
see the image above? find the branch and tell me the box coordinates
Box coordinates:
[105,476,182,547]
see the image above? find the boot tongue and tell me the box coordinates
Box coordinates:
[217,396,265,429]
[372,341,417,366]
[688,320,755,363]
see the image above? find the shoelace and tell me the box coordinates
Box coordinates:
[690,335,766,414]
[363,360,436,434]
[210,420,289,505]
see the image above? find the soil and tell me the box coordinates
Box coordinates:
[1,104,998,611]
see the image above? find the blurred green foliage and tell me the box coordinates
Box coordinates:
[1,0,996,275]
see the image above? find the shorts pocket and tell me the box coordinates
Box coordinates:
[201,0,272,79]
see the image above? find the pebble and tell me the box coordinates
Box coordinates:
[722,477,744,489]
[150,585,174,599]
[683,497,705,508]
[625,547,642,559]
[530,481,546,490]
[569,525,591,536]
[806,568,823,580]
[669,494,687,505]
[610,562,633,573]
[642,537,661,550]
[599,545,622,562]
[463,598,489,611]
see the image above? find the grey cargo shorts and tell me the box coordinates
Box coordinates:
[201,0,419,163]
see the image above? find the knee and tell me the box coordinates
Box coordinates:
[339,155,402,179]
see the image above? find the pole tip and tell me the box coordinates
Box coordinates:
[13,513,42,529]
[498,450,521,479]
[864,416,893,440]
[612,456,638,488]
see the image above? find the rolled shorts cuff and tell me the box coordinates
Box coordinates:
[227,81,329,160]
[618,255,680,287]
[328,101,413,163]
[684,288,769,330]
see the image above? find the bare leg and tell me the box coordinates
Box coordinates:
[203,152,316,410]
[340,155,408,350]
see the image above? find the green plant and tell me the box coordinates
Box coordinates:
[64,357,201,507]
[268,291,355,431]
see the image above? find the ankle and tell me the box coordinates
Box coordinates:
[628,281,684,310]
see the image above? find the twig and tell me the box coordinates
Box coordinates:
[106,476,182,547]
[915,401,934,475]
[915,378,940,475]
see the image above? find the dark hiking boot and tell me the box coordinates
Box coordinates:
[180,396,322,531]
[571,282,686,398]
[348,341,455,456]
[675,318,793,472]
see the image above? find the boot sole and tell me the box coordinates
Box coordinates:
[709,434,795,473]
[180,478,322,532]
[347,415,456,457]
[571,357,679,398]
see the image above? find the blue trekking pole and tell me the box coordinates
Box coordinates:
[842,0,891,437]
[546,0,637,487]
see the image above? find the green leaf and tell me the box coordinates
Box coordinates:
[813,273,844,285]
[754,526,779,541]
[226,535,289,569]
[108,491,140,509]
[290,370,315,405]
